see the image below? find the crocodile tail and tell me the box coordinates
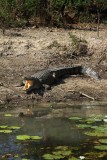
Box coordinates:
[81,66,100,80]
[51,66,100,80]
[51,66,83,77]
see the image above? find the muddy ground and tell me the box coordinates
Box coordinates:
[0,26,107,109]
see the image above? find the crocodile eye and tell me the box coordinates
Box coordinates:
[23,80,33,90]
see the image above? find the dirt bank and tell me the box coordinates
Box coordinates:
[0,27,107,108]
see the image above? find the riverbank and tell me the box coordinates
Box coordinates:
[0,27,107,109]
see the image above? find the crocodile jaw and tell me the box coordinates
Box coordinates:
[23,80,33,91]
[23,78,42,92]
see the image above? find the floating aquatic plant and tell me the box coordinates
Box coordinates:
[94,145,107,151]
[85,151,107,159]
[43,153,64,159]
[85,118,101,124]
[69,117,82,120]
[68,157,79,160]
[55,146,68,150]
[0,130,12,133]
[9,126,21,130]
[0,125,8,129]
[4,114,13,117]
[16,135,31,140]
[99,139,107,144]
[76,124,91,129]
[53,150,72,156]
[0,125,21,134]
[30,136,42,140]
[84,130,107,137]
[43,145,73,160]
[16,135,42,141]
[91,125,107,132]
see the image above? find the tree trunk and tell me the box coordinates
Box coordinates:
[97,7,100,37]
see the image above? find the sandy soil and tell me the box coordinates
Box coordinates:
[0,27,107,108]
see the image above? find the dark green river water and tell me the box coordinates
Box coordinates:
[0,102,107,160]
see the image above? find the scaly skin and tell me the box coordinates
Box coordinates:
[20,66,99,92]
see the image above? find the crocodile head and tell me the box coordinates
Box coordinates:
[23,77,42,92]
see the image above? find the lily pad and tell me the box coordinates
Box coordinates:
[76,124,91,129]
[85,118,101,124]
[16,135,42,141]
[94,145,107,151]
[62,150,72,156]
[43,153,64,160]
[0,129,12,133]
[68,157,79,160]
[9,126,21,130]
[84,130,107,137]
[0,125,8,129]
[91,125,107,132]
[99,139,107,144]
[30,136,42,140]
[4,114,13,117]
[16,135,31,140]
[85,151,107,158]
[69,117,82,120]
[53,150,72,156]
[55,146,68,150]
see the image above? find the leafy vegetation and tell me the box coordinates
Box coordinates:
[0,125,21,133]
[16,135,42,141]
[4,113,13,117]
[69,116,82,120]
[94,145,107,151]
[43,145,73,160]
[0,0,107,28]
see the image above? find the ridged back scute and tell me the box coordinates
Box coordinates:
[50,66,83,78]
[31,69,56,85]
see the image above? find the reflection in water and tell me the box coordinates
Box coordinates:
[0,102,107,159]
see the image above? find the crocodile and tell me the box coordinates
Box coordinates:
[18,66,99,92]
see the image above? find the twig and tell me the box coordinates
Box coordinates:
[80,92,95,100]
[68,90,95,100]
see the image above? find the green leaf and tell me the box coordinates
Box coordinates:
[0,129,12,133]
[76,124,91,129]
[91,125,107,132]
[68,157,79,160]
[16,135,42,141]
[62,150,72,156]
[55,146,68,151]
[31,136,42,140]
[4,114,13,117]
[69,117,82,120]
[85,115,104,124]
[84,130,107,137]
[43,153,64,160]
[0,125,8,128]
[9,126,21,130]
[94,145,107,151]
[99,139,107,144]
[16,135,31,140]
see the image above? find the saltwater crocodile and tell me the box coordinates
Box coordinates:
[18,66,99,92]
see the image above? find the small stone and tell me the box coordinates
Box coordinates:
[0,82,3,86]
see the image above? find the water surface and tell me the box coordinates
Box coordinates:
[0,102,107,159]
